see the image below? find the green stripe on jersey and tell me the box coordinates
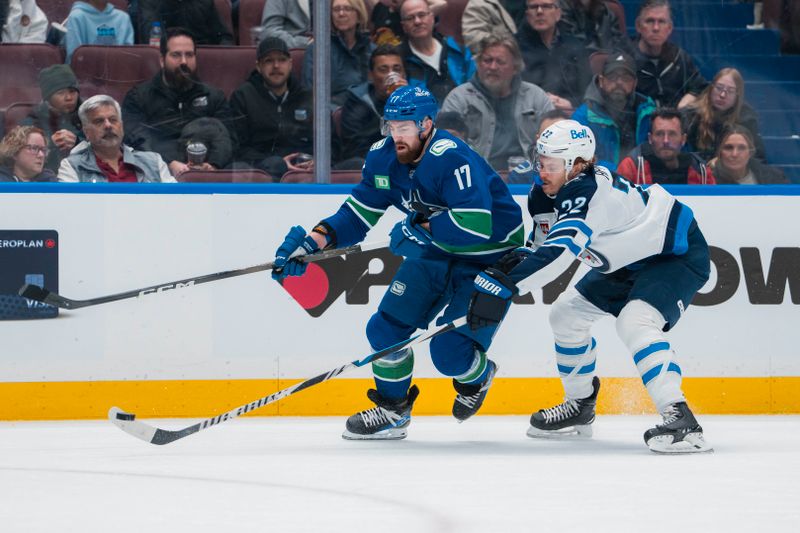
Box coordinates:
[432,223,525,256]
[372,349,414,382]
[345,196,385,228]
[449,209,492,239]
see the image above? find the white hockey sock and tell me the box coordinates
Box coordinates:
[555,337,597,400]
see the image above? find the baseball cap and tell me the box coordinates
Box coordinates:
[257,37,290,60]
[602,51,636,76]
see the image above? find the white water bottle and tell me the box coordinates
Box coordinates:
[149,21,162,48]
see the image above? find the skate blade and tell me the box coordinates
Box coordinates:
[647,432,714,454]
[341,427,408,441]
[526,424,593,439]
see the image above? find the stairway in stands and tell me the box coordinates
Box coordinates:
[620,0,800,183]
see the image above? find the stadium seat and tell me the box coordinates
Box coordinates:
[332,106,344,140]
[754,111,800,137]
[238,0,268,45]
[214,0,234,36]
[744,82,800,110]
[280,170,362,183]
[763,137,800,165]
[178,168,273,183]
[604,1,627,36]
[0,44,63,110]
[695,55,800,82]
[197,46,257,98]
[671,28,781,56]
[436,0,468,44]
[70,45,161,103]
[3,102,37,135]
[290,48,305,85]
[620,1,752,30]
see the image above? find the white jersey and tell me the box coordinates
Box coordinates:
[511,165,696,287]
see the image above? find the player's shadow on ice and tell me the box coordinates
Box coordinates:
[341,438,647,456]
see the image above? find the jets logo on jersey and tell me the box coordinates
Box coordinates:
[429,139,457,156]
[370,138,387,151]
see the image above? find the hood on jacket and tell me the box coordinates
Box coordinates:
[70,1,115,16]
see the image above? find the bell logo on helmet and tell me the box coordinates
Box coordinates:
[570,129,588,140]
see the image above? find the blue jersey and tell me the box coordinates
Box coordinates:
[509,165,697,288]
[321,129,524,264]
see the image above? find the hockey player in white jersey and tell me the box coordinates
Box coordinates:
[466,120,713,453]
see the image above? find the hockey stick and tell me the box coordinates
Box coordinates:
[18,240,388,310]
[108,316,468,445]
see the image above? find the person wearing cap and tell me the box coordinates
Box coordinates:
[572,50,656,171]
[21,64,85,172]
[122,27,236,177]
[229,36,313,181]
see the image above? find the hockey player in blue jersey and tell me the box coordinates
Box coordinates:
[467,120,713,453]
[271,85,524,439]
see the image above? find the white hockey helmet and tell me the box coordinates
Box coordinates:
[536,120,596,174]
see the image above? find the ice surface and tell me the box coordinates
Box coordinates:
[1,415,798,532]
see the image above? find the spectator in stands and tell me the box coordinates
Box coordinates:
[709,125,788,185]
[0,125,57,182]
[516,0,592,112]
[461,0,517,54]
[441,35,554,170]
[22,64,84,172]
[58,95,175,182]
[230,37,313,181]
[436,111,468,140]
[336,44,407,168]
[138,0,232,46]
[0,0,47,43]
[260,0,311,49]
[399,0,475,104]
[64,1,134,63]
[572,51,656,170]
[684,67,767,162]
[617,108,715,185]
[632,0,706,109]
[303,0,374,107]
[506,107,570,183]
[122,27,236,178]
[371,0,446,46]
[558,0,632,54]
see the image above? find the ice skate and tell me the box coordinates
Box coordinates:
[452,360,498,422]
[644,402,713,454]
[342,385,419,440]
[527,376,600,439]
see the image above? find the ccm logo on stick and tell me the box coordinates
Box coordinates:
[139,281,195,296]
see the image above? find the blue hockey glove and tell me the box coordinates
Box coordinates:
[389,213,434,259]
[467,267,518,332]
[272,225,320,281]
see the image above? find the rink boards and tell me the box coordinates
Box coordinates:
[0,183,798,419]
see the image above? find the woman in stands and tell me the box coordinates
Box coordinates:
[709,125,787,185]
[684,67,767,162]
[302,0,374,107]
[0,125,57,182]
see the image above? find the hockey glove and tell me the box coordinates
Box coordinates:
[494,247,533,275]
[389,212,434,259]
[272,225,320,281]
[468,267,518,332]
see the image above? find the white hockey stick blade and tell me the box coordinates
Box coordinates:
[108,406,157,443]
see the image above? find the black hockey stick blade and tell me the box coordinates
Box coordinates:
[108,316,467,445]
[19,240,388,311]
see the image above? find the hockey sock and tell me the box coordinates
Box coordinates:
[554,337,597,400]
[454,349,488,385]
[372,348,414,400]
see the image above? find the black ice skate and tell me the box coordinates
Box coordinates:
[527,376,600,438]
[644,402,713,454]
[452,360,498,422]
[342,385,419,440]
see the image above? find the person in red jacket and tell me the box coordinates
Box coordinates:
[617,108,715,185]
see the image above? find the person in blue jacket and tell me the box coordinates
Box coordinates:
[572,51,655,171]
[271,85,523,440]
[65,1,134,63]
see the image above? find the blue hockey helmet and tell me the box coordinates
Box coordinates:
[382,85,439,126]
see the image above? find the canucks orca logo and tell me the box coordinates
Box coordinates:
[429,139,457,156]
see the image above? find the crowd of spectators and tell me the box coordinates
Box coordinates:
[0,0,796,184]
